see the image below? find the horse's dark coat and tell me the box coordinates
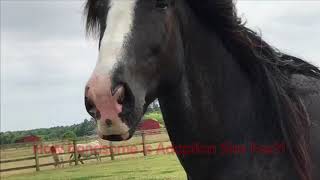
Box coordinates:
[84,0,320,179]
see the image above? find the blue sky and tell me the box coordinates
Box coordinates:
[1,1,320,132]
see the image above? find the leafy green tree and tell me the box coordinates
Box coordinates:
[62,131,77,140]
[1,119,97,144]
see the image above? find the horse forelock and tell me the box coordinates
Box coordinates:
[84,0,110,40]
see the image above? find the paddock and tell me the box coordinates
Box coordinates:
[3,155,186,180]
[0,129,174,178]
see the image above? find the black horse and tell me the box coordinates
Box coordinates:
[83,0,320,180]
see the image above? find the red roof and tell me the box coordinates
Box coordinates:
[15,135,41,143]
[137,119,161,134]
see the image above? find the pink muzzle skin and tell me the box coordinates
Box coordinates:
[85,74,129,137]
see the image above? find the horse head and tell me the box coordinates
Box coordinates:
[84,0,183,141]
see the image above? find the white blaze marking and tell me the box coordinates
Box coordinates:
[91,0,136,136]
[95,0,137,75]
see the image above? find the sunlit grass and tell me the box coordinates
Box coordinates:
[4,155,186,180]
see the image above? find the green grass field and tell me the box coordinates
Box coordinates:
[3,155,186,180]
[0,132,172,177]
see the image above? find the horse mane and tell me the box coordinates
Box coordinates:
[186,1,320,180]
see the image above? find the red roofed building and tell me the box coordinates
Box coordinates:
[15,135,41,143]
[137,119,161,134]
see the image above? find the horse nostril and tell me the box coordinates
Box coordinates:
[85,86,91,98]
[85,96,101,120]
[105,119,113,127]
[112,85,125,105]
[93,109,101,120]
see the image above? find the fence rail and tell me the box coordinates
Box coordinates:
[0,129,170,173]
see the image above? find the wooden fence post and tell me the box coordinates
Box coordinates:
[142,131,147,156]
[73,140,79,165]
[33,144,40,171]
[109,141,115,160]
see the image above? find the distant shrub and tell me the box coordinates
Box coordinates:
[62,131,77,140]
[143,111,164,125]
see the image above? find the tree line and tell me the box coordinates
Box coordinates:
[0,118,96,145]
[1,102,163,145]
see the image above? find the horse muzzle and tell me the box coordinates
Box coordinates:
[85,74,136,141]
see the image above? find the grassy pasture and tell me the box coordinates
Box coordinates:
[0,132,173,177]
[3,155,186,180]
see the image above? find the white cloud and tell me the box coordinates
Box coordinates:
[1,1,98,131]
[1,1,319,131]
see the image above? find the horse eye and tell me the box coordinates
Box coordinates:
[155,0,169,10]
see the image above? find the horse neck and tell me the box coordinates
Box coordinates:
[159,2,283,146]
